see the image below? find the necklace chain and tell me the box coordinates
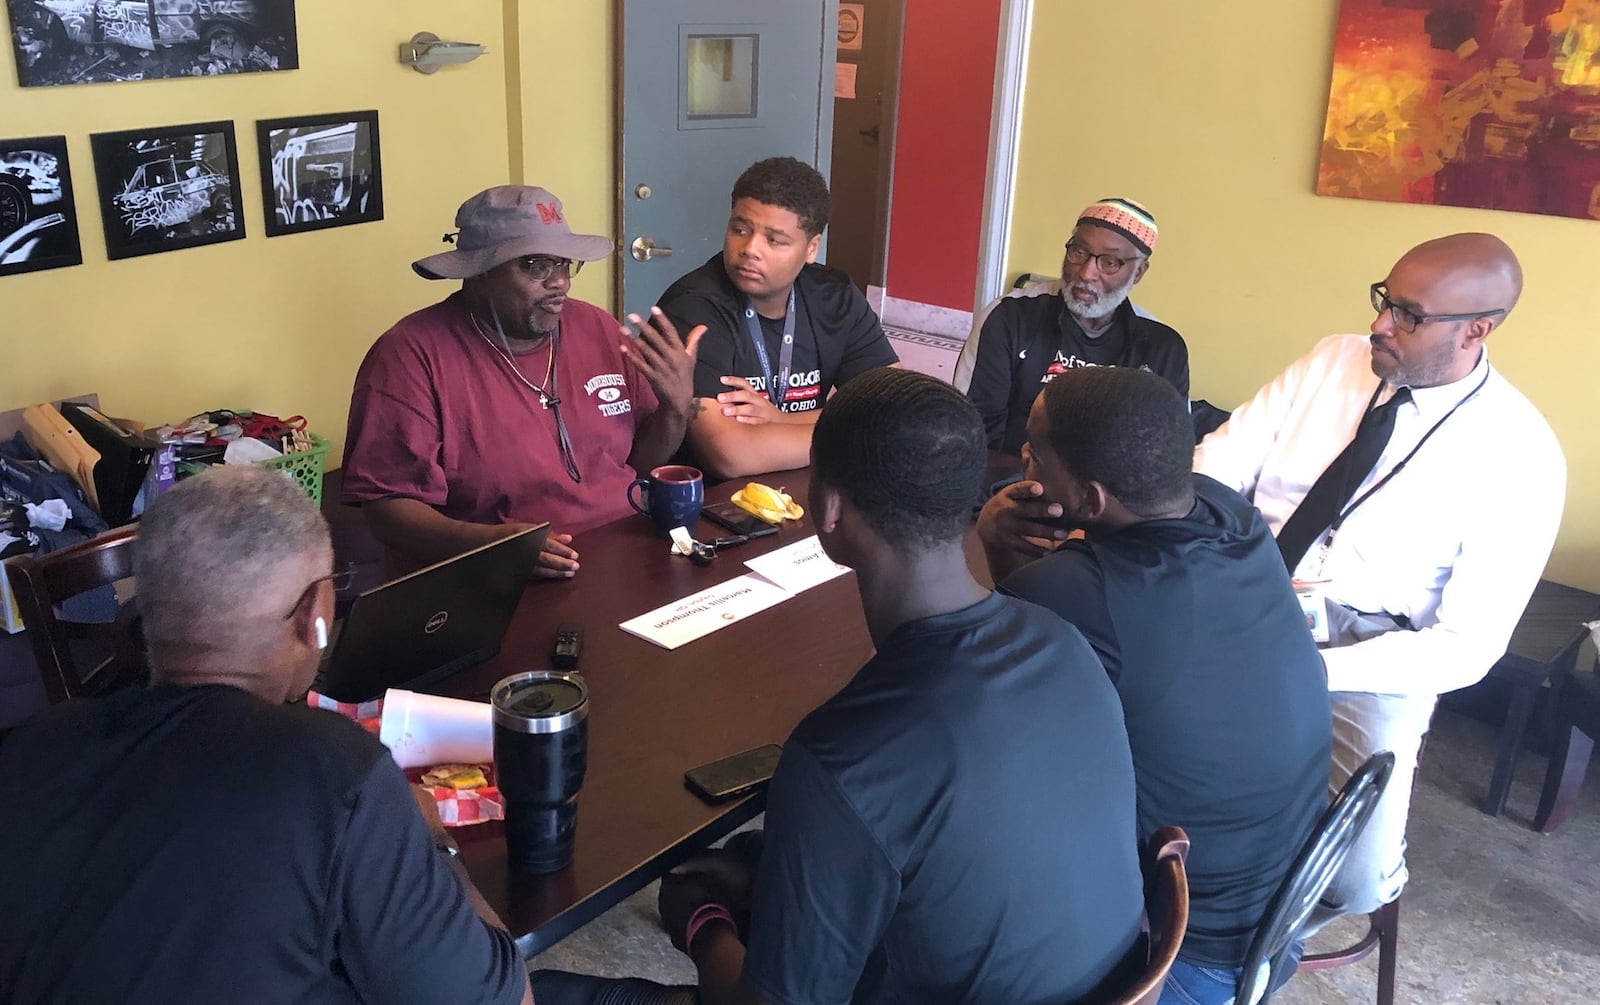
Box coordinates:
[470,311,557,408]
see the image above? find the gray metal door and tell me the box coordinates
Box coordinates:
[619,0,836,321]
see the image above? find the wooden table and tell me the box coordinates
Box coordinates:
[436,468,877,956]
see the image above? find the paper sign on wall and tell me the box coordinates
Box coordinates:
[835,62,858,100]
[838,4,865,51]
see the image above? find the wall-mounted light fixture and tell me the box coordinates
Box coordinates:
[399,32,487,74]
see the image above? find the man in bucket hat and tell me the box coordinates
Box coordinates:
[955,197,1189,456]
[342,185,702,578]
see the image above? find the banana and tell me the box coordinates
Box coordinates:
[730,481,804,524]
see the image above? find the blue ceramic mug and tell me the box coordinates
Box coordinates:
[627,465,704,538]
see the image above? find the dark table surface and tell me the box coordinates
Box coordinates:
[433,468,885,956]
[1497,579,1600,670]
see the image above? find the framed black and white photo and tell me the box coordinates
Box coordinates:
[256,110,383,237]
[0,134,83,277]
[7,0,299,88]
[90,120,244,260]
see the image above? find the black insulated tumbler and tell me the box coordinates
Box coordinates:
[491,670,590,874]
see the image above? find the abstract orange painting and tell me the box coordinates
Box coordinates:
[1318,0,1600,221]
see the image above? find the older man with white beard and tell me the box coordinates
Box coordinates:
[955,198,1189,455]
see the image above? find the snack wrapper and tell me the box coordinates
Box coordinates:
[309,690,501,826]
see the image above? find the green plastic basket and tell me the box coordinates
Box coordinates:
[254,431,331,506]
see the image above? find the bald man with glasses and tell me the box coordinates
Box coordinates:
[1195,233,1565,935]
[955,197,1189,455]
[342,185,702,579]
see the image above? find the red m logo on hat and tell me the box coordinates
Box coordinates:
[537,202,564,225]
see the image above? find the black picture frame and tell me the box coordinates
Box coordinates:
[255,110,384,237]
[0,134,83,277]
[89,120,245,261]
[6,0,300,88]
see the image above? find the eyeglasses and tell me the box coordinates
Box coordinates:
[281,563,357,621]
[1063,241,1142,277]
[1369,282,1506,334]
[517,256,582,283]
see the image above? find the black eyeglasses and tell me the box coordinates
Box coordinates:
[1064,241,1142,277]
[1369,282,1506,334]
[281,562,357,621]
[517,257,582,283]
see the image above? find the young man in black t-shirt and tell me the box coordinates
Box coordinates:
[661,370,1144,1004]
[978,367,1330,1005]
[955,198,1189,455]
[658,157,898,479]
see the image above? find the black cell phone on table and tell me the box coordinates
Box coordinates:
[702,500,772,536]
[684,744,784,804]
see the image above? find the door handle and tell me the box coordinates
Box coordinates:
[858,125,880,142]
[630,236,674,262]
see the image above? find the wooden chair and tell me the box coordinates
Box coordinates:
[3,524,142,705]
[1110,825,1191,1005]
[1233,751,1397,1005]
[1295,899,1401,1005]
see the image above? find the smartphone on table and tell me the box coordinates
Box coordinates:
[702,500,773,536]
[684,743,784,804]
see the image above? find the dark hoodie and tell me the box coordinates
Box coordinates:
[1000,474,1331,969]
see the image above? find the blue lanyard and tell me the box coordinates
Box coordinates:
[742,288,797,408]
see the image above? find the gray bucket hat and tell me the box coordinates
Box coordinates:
[412,185,615,280]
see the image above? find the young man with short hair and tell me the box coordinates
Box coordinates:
[980,366,1331,1004]
[658,157,898,480]
[532,370,1146,1005]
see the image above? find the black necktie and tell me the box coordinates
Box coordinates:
[1276,386,1412,572]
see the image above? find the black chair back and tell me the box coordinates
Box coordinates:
[1234,750,1396,1005]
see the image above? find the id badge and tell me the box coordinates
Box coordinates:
[1295,583,1330,645]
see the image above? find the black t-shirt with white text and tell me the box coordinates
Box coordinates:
[659,254,899,416]
[0,684,525,1005]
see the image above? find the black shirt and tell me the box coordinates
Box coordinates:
[659,255,899,415]
[0,684,525,1005]
[963,285,1189,454]
[1001,476,1332,968]
[742,593,1144,1005]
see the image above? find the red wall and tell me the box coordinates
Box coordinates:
[884,0,1002,311]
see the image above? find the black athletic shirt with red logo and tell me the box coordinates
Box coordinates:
[964,288,1189,456]
[659,255,899,416]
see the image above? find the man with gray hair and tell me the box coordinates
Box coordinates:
[343,184,704,578]
[955,198,1189,455]
[0,467,532,1005]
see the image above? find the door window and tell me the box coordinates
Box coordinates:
[684,34,759,122]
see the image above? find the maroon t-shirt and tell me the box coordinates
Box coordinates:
[341,293,657,553]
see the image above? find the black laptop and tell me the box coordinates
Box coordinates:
[314,524,548,702]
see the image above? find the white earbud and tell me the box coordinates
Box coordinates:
[314,617,329,651]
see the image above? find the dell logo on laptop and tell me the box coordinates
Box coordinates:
[424,611,449,634]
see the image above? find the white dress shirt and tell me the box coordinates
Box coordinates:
[1195,334,1566,698]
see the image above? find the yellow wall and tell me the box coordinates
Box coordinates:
[1007,1,1600,590]
[514,3,616,312]
[0,2,512,462]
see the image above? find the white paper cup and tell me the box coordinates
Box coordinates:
[378,688,493,768]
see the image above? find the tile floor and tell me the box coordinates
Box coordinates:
[531,709,1600,1003]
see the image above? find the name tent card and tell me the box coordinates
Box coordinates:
[619,536,852,650]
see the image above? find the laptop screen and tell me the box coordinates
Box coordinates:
[316,524,549,702]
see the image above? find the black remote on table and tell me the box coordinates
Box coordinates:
[552,622,583,670]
